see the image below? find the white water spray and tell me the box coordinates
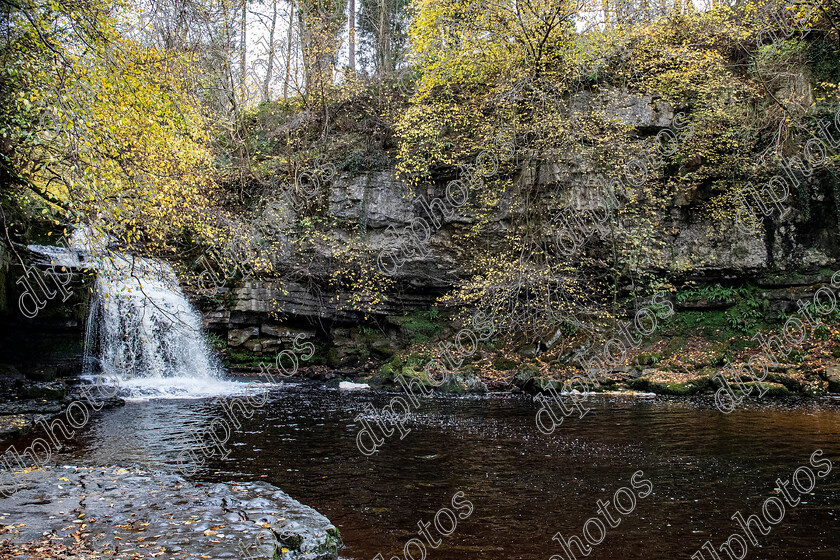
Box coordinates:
[30,228,250,399]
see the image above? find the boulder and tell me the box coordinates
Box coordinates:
[438,373,466,394]
[228,327,259,347]
[512,364,541,389]
[261,324,315,339]
[824,365,840,392]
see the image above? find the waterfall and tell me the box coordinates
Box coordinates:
[84,252,221,373]
[29,228,249,399]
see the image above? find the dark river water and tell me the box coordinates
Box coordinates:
[45,383,840,559]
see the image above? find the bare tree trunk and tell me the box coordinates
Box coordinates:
[378,0,390,74]
[383,4,391,73]
[240,0,247,106]
[222,0,239,116]
[263,0,278,102]
[348,0,355,73]
[283,1,294,103]
[299,6,311,98]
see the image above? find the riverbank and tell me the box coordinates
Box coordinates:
[228,323,840,400]
[0,366,124,442]
[0,465,341,560]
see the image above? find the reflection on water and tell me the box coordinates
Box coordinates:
[51,384,840,559]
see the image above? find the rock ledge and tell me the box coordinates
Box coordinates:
[0,465,341,560]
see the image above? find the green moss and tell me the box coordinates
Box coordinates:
[762,383,791,397]
[633,352,662,366]
[627,377,712,395]
[533,377,562,391]
[627,378,666,393]
[28,366,58,382]
[378,357,401,380]
[512,364,540,388]
[493,357,517,371]
[377,354,434,386]
[22,384,65,400]
[325,526,342,551]
[729,336,757,351]
[439,374,466,394]
[664,378,712,395]
[662,336,686,358]
[225,350,265,367]
[668,284,767,337]
[274,533,304,550]
[765,373,803,392]
[327,347,340,367]
[388,310,443,344]
[597,378,618,389]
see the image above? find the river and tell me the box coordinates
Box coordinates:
[23,383,835,560]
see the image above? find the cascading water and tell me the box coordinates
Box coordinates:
[30,228,251,399]
[84,252,242,398]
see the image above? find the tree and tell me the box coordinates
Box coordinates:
[240,0,248,106]
[357,0,409,74]
[0,0,222,257]
[298,0,346,107]
[348,0,356,72]
[284,0,296,101]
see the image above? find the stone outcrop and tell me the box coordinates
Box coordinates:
[198,88,838,366]
[0,466,342,560]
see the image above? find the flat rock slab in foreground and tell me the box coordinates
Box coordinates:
[0,465,341,560]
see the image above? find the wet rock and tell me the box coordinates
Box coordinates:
[261,324,315,339]
[438,373,466,394]
[0,414,36,441]
[823,366,840,392]
[532,378,562,392]
[0,400,63,415]
[228,327,260,347]
[243,339,263,352]
[512,364,541,390]
[20,381,65,400]
[516,344,539,357]
[0,466,342,560]
[0,364,24,382]
[464,375,488,394]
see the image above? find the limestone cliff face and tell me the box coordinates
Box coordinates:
[202,87,838,364]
